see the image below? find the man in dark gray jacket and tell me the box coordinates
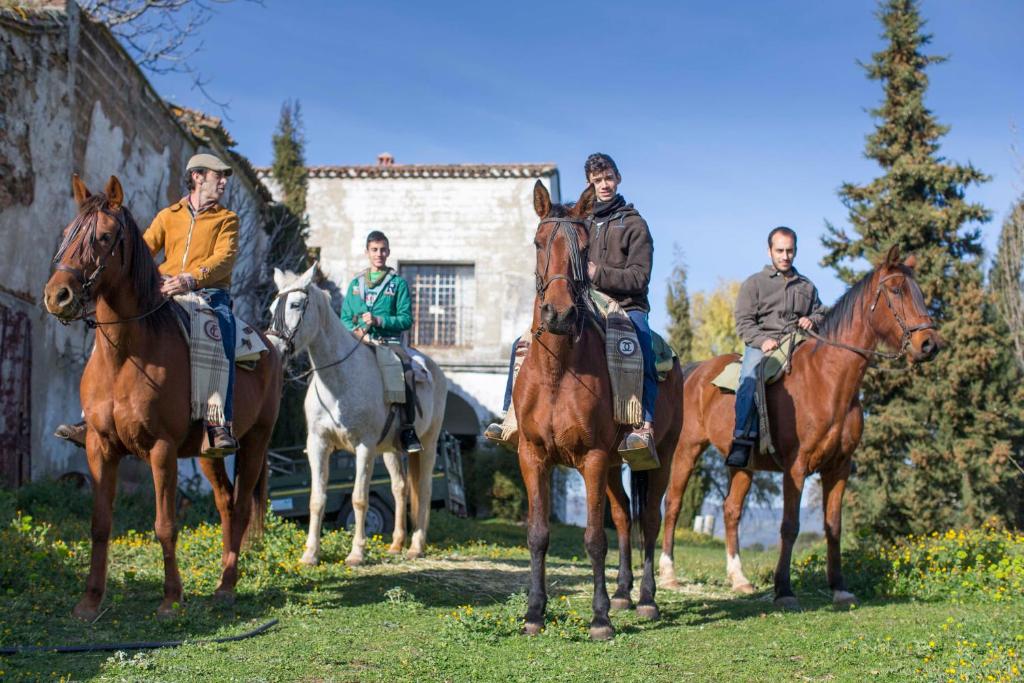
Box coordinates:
[725,226,826,468]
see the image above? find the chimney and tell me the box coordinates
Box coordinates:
[377,152,395,166]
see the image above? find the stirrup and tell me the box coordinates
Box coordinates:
[619,428,660,471]
[483,420,518,451]
[202,426,239,459]
[400,427,423,454]
[54,421,87,449]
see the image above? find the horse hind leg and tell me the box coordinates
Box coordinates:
[724,467,756,594]
[606,468,634,610]
[382,450,407,555]
[406,429,439,560]
[301,433,332,566]
[637,463,671,621]
[659,439,704,589]
[73,443,120,622]
[822,462,857,609]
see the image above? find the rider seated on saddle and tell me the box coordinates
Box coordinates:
[485,152,659,459]
[725,226,825,469]
[340,230,423,454]
[55,153,241,457]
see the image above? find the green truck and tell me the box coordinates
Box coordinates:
[267,431,467,536]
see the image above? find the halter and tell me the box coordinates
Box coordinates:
[51,205,168,328]
[534,216,596,339]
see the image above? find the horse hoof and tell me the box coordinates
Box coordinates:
[299,553,319,566]
[610,597,633,611]
[406,549,422,560]
[833,591,858,610]
[156,604,180,620]
[386,545,403,556]
[71,602,100,622]
[213,590,235,606]
[345,554,364,567]
[732,582,756,595]
[636,604,660,621]
[774,596,801,611]
[522,621,543,636]
[589,624,615,641]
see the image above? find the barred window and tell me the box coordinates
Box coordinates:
[400,263,475,347]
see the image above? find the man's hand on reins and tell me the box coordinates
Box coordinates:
[797,316,814,331]
[761,338,780,353]
[360,311,379,328]
[587,261,597,279]
[160,274,196,297]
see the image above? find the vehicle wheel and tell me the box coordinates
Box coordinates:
[339,495,395,536]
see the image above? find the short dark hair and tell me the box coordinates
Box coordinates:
[768,226,797,248]
[185,167,208,192]
[584,153,620,181]
[366,230,389,248]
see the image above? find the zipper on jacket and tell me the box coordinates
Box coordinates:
[181,207,197,274]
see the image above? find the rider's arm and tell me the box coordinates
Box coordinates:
[808,286,826,328]
[735,275,768,348]
[374,277,413,335]
[340,279,363,332]
[188,214,238,288]
[142,212,165,256]
[590,219,652,296]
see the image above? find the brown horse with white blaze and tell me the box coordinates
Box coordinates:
[516,181,684,640]
[658,246,939,609]
[43,175,283,619]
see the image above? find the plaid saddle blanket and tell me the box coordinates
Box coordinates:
[590,290,644,426]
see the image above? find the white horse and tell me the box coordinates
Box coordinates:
[268,264,448,566]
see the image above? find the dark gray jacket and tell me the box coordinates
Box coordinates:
[735,265,826,348]
[589,194,653,313]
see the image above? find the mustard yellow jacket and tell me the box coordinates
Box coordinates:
[143,198,239,290]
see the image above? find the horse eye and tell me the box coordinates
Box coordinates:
[290,301,303,309]
[99,233,112,243]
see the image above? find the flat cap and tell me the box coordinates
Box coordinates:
[186,153,232,175]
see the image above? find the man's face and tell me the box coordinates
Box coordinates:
[193,169,228,202]
[366,240,390,270]
[769,233,797,273]
[587,168,620,202]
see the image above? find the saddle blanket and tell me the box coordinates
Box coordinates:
[590,290,643,426]
[173,293,268,424]
[710,334,805,392]
[372,343,431,405]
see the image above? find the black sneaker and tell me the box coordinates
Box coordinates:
[401,428,423,454]
[54,421,87,448]
[725,440,753,469]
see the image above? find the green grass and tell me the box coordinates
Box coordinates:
[1,484,1021,682]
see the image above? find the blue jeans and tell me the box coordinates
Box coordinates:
[501,312,658,422]
[200,288,235,422]
[733,345,764,439]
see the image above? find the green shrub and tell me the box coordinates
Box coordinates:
[460,442,526,522]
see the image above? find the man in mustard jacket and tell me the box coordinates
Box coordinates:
[56,153,241,456]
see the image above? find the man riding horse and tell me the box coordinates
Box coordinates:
[725,226,825,468]
[486,152,659,462]
[55,153,241,456]
[340,230,422,454]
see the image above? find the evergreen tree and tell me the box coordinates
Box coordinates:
[271,100,308,219]
[821,0,1023,536]
[991,198,1024,374]
[666,247,693,362]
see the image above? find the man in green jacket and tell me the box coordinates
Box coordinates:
[341,230,422,453]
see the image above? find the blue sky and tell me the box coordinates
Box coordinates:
[150,0,1024,334]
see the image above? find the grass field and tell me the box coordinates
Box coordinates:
[1,482,1021,682]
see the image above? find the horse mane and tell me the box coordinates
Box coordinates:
[815,268,875,341]
[67,193,174,331]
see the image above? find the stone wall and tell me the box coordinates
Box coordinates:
[0,1,270,481]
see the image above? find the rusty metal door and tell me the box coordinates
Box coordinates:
[0,303,31,487]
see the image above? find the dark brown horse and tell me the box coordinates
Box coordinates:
[658,246,939,609]
[43,175,283,619]
[516,181,684,640]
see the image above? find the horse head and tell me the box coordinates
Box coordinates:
[867,245,941,363]
[532,180,596,336]
[43,176,153,325]
[269,262,325,357]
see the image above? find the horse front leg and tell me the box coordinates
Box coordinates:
[659,440,703,589]
[606,468,633,610]
[724,466,756,594]
[582,452,613,641]
[197,457,236,601]
[72,436,119,622]
[821,461,857,608]
[774,468,806,610]
[346,443,375,566]
[150,441,183,617]
[301,432,332,566]
[519,442,551,636]
[381,451,407,555]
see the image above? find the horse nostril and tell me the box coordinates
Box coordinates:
[55,286,73,307]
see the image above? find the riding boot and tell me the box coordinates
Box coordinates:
[725,439,754,469]
[400,361,423,454]
[202,425,239,458]
[619,425,660,471]
[54,420,87,449]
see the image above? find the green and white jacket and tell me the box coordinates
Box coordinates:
[340,267,413,343]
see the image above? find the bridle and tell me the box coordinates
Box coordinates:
[534,216,597,339]
[51,205,168,328]
[266,284,367,381]
[806,271,935,361]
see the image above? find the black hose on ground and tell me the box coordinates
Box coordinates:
[0,618,279,655]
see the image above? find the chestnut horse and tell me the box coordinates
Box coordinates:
[43,175,283,619]
[516,181,684,640]
[658,246,939,609]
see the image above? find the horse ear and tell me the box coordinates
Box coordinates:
[72,174,91,207]
[104,176,124,211]
[574,184,596,218]
[311,261,326,284]
[273,267,286,290]
[885,244,901,266]
[533,180,551,218]
[903,254,917,271]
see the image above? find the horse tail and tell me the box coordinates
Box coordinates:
[630,469,649,554]
[250,449,269,541]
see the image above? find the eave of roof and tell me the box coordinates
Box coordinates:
[256,163,558,180]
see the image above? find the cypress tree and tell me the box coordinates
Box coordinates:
[821,0,1023,536]
[271,100,308,219]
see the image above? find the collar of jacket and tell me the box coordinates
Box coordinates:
[764,264,808,281]
[168,197,224,215]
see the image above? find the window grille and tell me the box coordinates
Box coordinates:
[400,263,474,347]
